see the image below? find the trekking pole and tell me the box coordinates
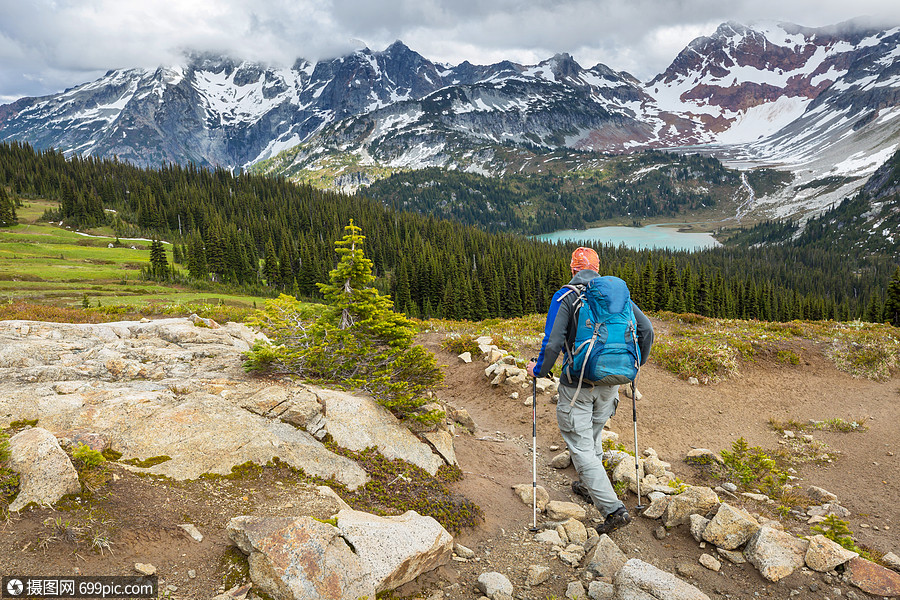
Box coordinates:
[632,380,645,511]
[530,361,539,532]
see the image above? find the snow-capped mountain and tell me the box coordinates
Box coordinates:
[2,21,900,221]
[0,43,464,167]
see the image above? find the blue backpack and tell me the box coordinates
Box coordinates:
[562,276,641,393]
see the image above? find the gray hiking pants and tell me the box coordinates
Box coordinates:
[557,382,624,518]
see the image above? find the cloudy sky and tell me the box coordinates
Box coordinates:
[2,0,899,104]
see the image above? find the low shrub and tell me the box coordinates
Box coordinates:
[775,349,801,365]
[652,336,738,383]
[70,443,109,495]
[440,335,480,356]
[327,446,482,534]
[717,438,788,498]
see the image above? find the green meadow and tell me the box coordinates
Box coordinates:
[0,200,269,312]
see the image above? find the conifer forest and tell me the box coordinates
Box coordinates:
[1,141,898,325]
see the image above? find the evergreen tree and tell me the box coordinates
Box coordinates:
[884,267,900,326]
[205,226,226,281]
[263,239,279,288]
[394,259,412,315]
[149,238,168,281]
[317,220,413,342]
[0,186,16,227]
[864,293,881,323]
[186,232,208,280]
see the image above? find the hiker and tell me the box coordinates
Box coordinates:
[527,246,653,534]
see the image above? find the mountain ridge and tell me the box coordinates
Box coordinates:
[3,21,900,224]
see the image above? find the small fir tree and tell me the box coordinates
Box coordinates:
[245,220,443,422]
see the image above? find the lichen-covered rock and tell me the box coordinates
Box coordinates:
[8,427,81,512]
[662,486,719,528]
[585,534,627,578]
[588,580,615,599]
[336,509,452,593]
[562,518,588,545]
[512,483,550,512]
[614,558,711,600]
[612,455,644,494]
[226,516,375,600]
[535,530,563,545]
[546,500,586,521]
[565,581,586,600]
[642,494,670,519]
[423,428,458,466]
[477,572,513,599]
[318,386,444,475]
[550,451,572,469]
[848,556,900,596]
[689,514,710,543]
[701,503,760,550]
[805,534,858,572]
[806,485,838,503]
[0,319,369,489]
[526,565,551,587]
[744,526,809,582]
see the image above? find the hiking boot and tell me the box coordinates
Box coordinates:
[596,507,632,535]
[571,480,592,502]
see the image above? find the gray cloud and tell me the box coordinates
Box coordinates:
[1,0,899,103]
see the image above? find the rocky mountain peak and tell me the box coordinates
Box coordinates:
[543,52,582,80]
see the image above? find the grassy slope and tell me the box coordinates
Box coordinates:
[0,199,269,313]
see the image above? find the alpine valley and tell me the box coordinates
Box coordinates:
[2,19,900,235]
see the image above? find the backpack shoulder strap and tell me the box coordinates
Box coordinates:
[558,283,583,302]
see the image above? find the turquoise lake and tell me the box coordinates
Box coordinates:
[536,224,721,251]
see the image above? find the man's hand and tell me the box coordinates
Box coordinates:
[526,360,537,378]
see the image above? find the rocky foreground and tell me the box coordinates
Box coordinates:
[1,318,899,600]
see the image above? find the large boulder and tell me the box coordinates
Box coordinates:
[512,483,550,512]
[613,558,711,600]
[423,429,458,467]
[848,557,900,597]
[585,534,628,578]
[546,500,586,521]
[477,572,513,599]
[7,427,81,511]
[317,387,445,475]
[70,390,367,488]
[744,526,809,582]
[641,494,670,519]
[701,503,760,550]
[662,486,719,528]
[805,534,858,572]
[335,509,452,593]
[226,516,375,600]
[612,456,644,494]
[240,386,322,430]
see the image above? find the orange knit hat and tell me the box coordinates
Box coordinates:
[570,247,599,272]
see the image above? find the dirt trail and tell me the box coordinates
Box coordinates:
[425,329,899,599]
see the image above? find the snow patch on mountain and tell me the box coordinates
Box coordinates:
[715,96,813,144]
[831,145,899,177]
